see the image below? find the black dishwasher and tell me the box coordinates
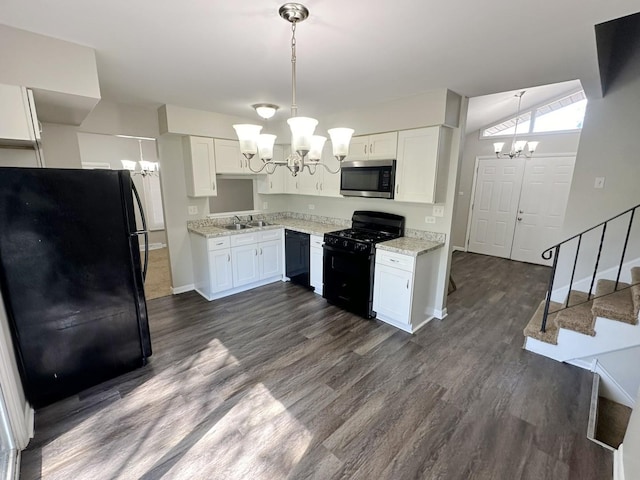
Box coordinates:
[285,229,311,288]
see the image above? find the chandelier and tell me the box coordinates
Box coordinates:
[233,3,354,177]
[121,140,159,177]
[493,91,539,159]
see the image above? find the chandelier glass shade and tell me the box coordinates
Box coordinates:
[232,3,354,176]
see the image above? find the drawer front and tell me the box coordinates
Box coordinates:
[230,232,259,247]
[207,236,230,251]
[375,249,414,272]
[258,228,282,242]
[310,235,323,249]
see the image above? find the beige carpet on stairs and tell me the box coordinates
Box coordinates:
[524,271,640,345]
[144,247,172,300]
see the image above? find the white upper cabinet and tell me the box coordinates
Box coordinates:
[347,132,398,161]
[183,136,217,197]
[214,139,252,174]
[395,126,451,204]
[0,84,40,145]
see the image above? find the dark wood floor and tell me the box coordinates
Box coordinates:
[20,252,612,479]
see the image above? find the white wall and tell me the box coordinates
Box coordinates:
[0,25,99,99]
[551,15,640,293]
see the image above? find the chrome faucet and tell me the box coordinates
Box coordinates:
[234,215,242,224]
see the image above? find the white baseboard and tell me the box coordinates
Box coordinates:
[433,307,448,319]
[452,246,466,252]
[614,444,625,480]
[171,284,194,295]
[24,405,34,441]
[140,242,167,252]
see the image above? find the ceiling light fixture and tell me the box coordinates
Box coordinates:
[233,3,354,177]
[121,140,159,176]
[493,91,539,159]
[252,103,280,120]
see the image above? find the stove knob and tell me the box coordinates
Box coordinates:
[342,240,349,248]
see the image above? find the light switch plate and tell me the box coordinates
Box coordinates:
[308,204,315,210]
[263,202,268,209]
[188,205,198,215]
[594,177,605,189]
[425,216,436,224]
[433,206,445,217]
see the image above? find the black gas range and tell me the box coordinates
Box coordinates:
[323,211,405,319]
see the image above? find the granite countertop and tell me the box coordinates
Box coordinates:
[376,237,445,257]
[188,219,343,238]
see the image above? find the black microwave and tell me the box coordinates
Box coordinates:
[340,159,396,199]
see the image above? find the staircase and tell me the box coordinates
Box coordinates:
[523,203,640,406]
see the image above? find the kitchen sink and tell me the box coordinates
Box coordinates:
[247,220,271,227]
[223,223,252,230]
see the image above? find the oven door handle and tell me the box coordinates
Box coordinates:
[323,244,373,258]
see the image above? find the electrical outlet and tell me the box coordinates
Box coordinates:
[262,202,269,210]
[308,204,315,210]
[188,205,198,215]
[433,206,445,217]
[425,216,436,224]
[594,177,605,189]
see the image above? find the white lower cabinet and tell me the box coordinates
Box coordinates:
[209,248,233,294]
[309,235,323,295]
[191,228,284,301]
[373,248,439,333]
[259,238,282,279]
[231,243,260,287]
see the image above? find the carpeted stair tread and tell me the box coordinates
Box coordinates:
[592,280,636,324]
[555,291,596,336]
[524,300,562,345]
[631,267,640,319]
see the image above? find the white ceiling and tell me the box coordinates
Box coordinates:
[1,1,638,125]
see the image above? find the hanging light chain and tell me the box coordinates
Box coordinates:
[291,20,298,117]
[510,91,525,154]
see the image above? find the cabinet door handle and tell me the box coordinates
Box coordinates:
[216,241,224,246]
[406,279,409,289]
[212,182,216,190]
[370,143,373,155]
[390,258,398,263]
[364,144,367,155]
[227,254,230,262]
[270,181,273,188]
[320,182,323,191]
[260,248,263,255]
[255,249,258,256]
[396,184,399,194]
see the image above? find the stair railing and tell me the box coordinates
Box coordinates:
[540,203,640,332]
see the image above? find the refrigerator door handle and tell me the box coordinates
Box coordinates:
[130,182,149,281]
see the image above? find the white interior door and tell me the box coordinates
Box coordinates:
[467,158,525,258]
[510,157,576,265]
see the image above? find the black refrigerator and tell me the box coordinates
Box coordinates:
[0,167,152,408]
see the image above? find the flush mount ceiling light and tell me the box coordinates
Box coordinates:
[493,91,539,159]
[121,140,159,177]
[233,3,354,177]
[252,103,280,120]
